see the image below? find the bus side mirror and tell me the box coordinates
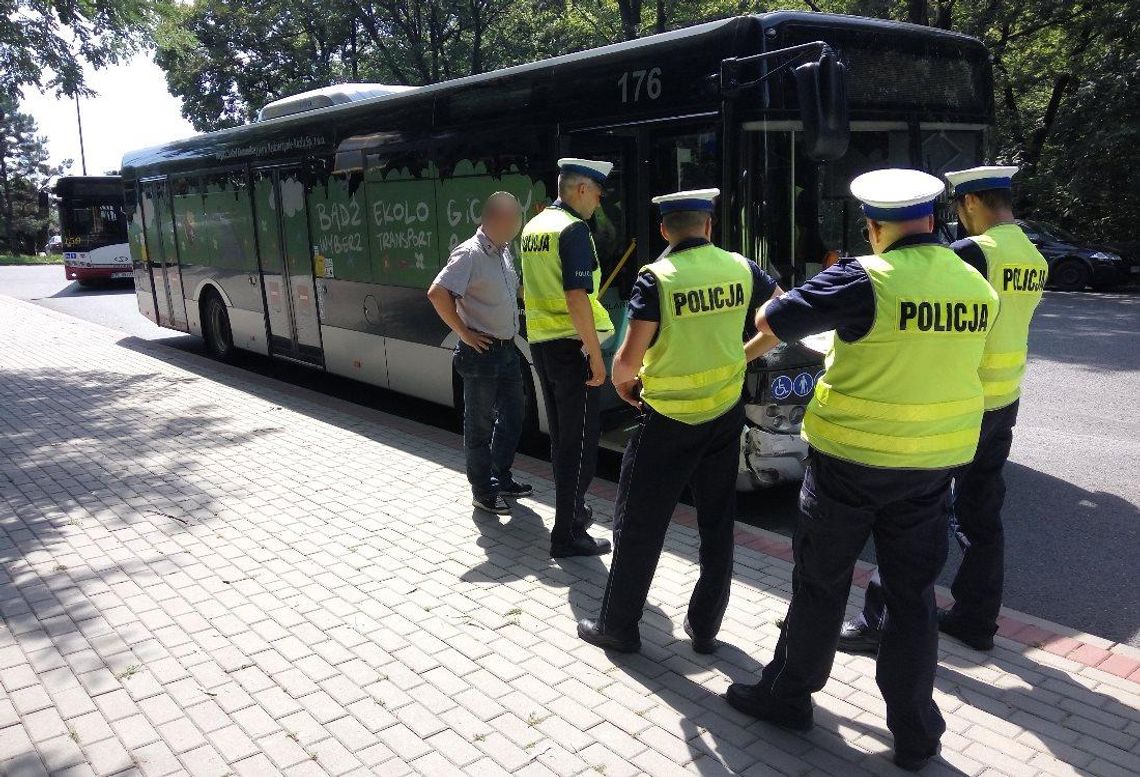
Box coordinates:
[795,50,850,162]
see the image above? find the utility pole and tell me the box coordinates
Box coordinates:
[75,95,87,175]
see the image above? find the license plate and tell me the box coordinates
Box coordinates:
[111,272,133,279]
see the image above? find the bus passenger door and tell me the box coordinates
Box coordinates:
[253,166,324,366]
[141,179,188,330]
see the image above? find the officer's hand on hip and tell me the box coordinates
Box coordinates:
[614,378,642,409]
[586,351,607,387]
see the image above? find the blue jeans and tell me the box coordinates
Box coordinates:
[454,340,524,501]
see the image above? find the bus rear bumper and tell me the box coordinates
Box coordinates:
[737,425,808,491]
[66,265,134,282]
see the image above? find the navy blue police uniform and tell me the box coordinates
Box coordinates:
[527,198,608,543]
[578,233,778,651]
[845,236,1021,650]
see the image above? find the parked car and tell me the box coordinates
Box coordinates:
[1017,219,1130,291]
[44,235,63,254]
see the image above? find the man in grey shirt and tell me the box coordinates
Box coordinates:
[428,192,532,515]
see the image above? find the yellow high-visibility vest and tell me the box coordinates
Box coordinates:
[803,243,999,469]
[639,244,753,425]
[967,224,1048,410]
[520,206,613,343]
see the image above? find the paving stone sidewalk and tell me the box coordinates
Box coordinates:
[1,295,1139,777]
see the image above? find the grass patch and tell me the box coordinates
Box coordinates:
[0,253,63,265]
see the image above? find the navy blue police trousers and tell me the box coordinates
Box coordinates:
[759,449,953,758]
[857,400,1020,639]
[597,399,745,638]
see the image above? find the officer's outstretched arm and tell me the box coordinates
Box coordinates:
[744,290,784,361]
[612,320,657,408]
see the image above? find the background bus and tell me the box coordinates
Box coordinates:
[121,11,993,489]
[56,176,133,285]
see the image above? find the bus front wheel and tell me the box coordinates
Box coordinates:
[201,292,235,361]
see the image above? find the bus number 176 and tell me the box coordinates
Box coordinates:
[618,68,662,103]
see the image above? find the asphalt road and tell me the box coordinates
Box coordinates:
[2,265,1138,646]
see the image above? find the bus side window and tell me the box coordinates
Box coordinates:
[312,159,373,284]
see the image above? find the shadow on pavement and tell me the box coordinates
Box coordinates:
[938,639,1140,777]
[46,279,135,299]
[994,461,1140,646]
[0,364,279,629]
[1029,290,1140,373]
[79,328,1136,775]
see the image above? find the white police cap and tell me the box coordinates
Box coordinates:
[945,165,1019,196]
[557,158,613,185]
[850,169,945,221]
[650,188,720,215]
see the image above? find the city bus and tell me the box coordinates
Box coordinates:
[121,11,993,489]
[56,176,132,284]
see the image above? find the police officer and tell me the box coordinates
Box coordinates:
[576,189,781,653]
[521,158,614,558]
[725,169,998,772]
[839,166,1048,654]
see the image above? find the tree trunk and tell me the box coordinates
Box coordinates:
[0,114,14,253]
[617,0,641,40]
[907,0,928,25]
[934,0,954,30]
[471,0,483,74]
[1022,73,1072,173]
[655,0,665,34]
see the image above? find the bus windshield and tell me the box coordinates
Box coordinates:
[55,176,133,283]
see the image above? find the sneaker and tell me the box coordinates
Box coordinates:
[472,495,511,515]
[496,478,533,498]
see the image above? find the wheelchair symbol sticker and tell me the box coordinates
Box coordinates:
[793,372,815,397]
[771,375,794,401]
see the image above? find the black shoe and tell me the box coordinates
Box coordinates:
[894,743,941,772]
[497,479,533,498]
[938,609,994,651]
[575,503,594,531]
[472,495,511,515]
[684,618,718,655]
[837,619,882,654]
[550,533,611,558]
[577,619,640,653]
[724,682,813,732]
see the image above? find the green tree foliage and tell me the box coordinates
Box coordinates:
[153,0,1137,240]
[0,0,160,98]
[0,96,69,253]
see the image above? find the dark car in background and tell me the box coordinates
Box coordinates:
[1017,219,1133,291]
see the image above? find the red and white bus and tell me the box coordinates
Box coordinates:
[56,176,132,285]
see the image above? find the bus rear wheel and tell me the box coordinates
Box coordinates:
[201,291,235,361]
